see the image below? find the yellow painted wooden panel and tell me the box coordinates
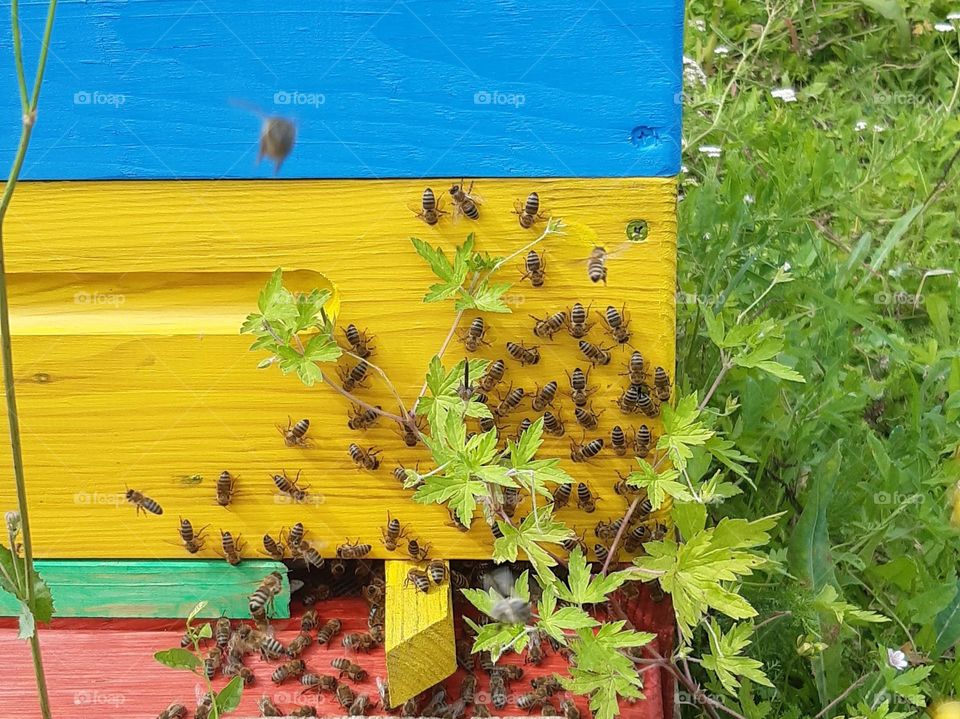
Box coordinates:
[0,179,676,559]
[384,559,456,706]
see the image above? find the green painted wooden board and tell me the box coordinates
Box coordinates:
[0,560,289,619]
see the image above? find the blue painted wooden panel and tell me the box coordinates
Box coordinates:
[0,0,683,179]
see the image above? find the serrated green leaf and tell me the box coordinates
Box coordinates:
[16,599,35,640]
[512,417,544,466]
[0,543,20,597]
[753,360,805,383]
[30,572,54,624]
[257,268,284,314]
[657,394,715,470]
[303,333,342,364]
[627,459,687,509]
[702,620,773,694]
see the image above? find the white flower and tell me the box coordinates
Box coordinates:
[744,194,755,205]
[683,56,708,87]
[698,145,722,158]
[714,45,731,56]
[935,22,955,31]
[855,120,868,131]
[948,11,960,20]
[692,18,706,31]
[680,164,689,173]
[887,648,908,671]
[771,87,798,103]
[782,262,791,272]
[873,124,886,133]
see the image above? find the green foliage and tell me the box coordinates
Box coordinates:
[0,539,55,640]
[701,621,773,694]
[411,234,512,313]
[417,356,492,431]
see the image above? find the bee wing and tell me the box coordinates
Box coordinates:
[465,190,485,205]
[482,565,515,598]
[288,579,305,593]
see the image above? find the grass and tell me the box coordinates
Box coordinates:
[679,1,960,716]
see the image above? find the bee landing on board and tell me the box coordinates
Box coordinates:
[519,249,546,287]
[449,179,482,220]
[531,311,566,340]
[459,317,490,352]
[587,246,608,284]
[342,323,376,358]
[278,417,312,448]
[506,341,540,366]
[125,488,163,516]
[514,191,545,229]
[413,187,448,225]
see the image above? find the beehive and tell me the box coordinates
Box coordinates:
[0,2,683,716]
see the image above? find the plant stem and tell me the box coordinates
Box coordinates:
[812,674,868,719]
[318,370,407,424]
[10,0,29,114]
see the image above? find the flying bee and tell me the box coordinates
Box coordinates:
[157,703,188,719]
[407,537,430,561]
[514,191,545,229]
[125,488,163,516]
[178,517,207,553]
[622,350,646,385]
[601,305,631,345]
[219,530,244,565]
[317,619,343,645]
[332,657,368,682]
[342,631,379,652]
[634,424,653,457]
[552,482,572,509]
[272,469,308,502]
[574,403,603,430]
[576,482,597,512]
[279,417,312,448]
[494,387,526,417]
[531,311,566,340]
[490,673,508,710]
[637,388,660,418]
[595,518,624,542]
[587,246,608,284]
[450,179,482,220]
[502,486,521,518]
[342,323,376,358]
[301,673,339,693]
[530,381,558,412]
[261,533,284,561]
[654,366,672,402]
[338,360,370,392]
[459,317,490,352]
[478,359,506,392]
[406,568,431,593]
[336,684,357,710]
[348,443,382,470]
[506,341,540,366]
[570,436,604,463]
[249,571,283,615]
[520,249,546,287]
[253,112,296,174]
[579,340,612,366]
[615,384,643,414]
[272,659,306,684]
[566,367,597,406]
[301,609,320,632]
[414,186,448,225]
[593,543,610,564]
[347,404,381,430]
[380,512,407,551]
[542,409,565,437]
[337,538,373,559]
[610,425,628,456]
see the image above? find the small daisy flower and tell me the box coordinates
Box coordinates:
[887,648,908,671]
[714,45,731,56]
[873,124,886,133]
[855,120,868,131]
[692,18,706,32]
[698,145,721,158]
[744,195,755,205]
[935,22,955,31]
[947,11,960,20]
[771,87,798,103]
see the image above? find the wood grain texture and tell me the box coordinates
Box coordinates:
[0,1,683,179]
[0,560,289,618]
[384,560,456,706]
[0,178,676,560]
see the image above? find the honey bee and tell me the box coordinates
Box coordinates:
[178,517,207,553]
[517,692,544,711]
[414,186,447,225]
[574,404,603,430]
[338,360,370,392]
[219,530,245,565]
[249,571,283,615]
[502,486,521,518]
[614,470,640,497]
[279,417,312,447]
[257,696,282,717]
[560,699,581,719]
[531,311,566,340]
[273,470,308,502]
[587,246,608,284]
[332,657,368,682]
[347,404,381,430]
[349,694,373,716]
[256,114,296,174]
[615,384,642,414]
[593,543,610,564]
[542,409,565,437]
[566,302,593,339]
[342,323,376,358]
[330,557,347,576]
[272,659,306,684]
[622,350,646,385]
[541,703,558,716]
[634,424,653,457]
[494,387,526,417]
[531,675,562,695]
[520,249,546,287]
[337,538,373,559]
[261,533,284,561]
[515,418,533,441]
[595,518,624,542]
[342,631,379,652]
[125,488,163,516]
[292,706,318,718]
[474,704,492,718]
[576,482,597,512]
[637,388,660,418]
[301,673,339,693]
[570,437,604,463]
[461,673,477,705]
[285,522,305,553]
[560,531,588,554]
[215,616,231,649]
[566,367,597,406]
[456,639,476,671]
[196,693,214,719]
[256,632,286,660]
[336,683,357,710]
[478,359,506,392]
[624,524,651,553]
[459,317,490,352]
[214,470,237,507]
[299,584,331,606]
[601,305,631,345]
[530,381,558,412]
[397,412,423,448]
[407,537,430,561]
[578,340,612,366]
[552,482,572,509]
[317,619,343,645]
[514,191,544,228]
[448,507,472,531]
[157,702,188,719]
[450,179,482,220]
[348,443,382,470]
[203,647,221,679]
[380,512,407,551]
[610,425,628,456]
[286,631,313,658]
[406,568,431,593]
[490,672,508,709]
[654,366,672,402]
[300,543,326,570]
[301,609,320,632]
[426,559,447,585]
[506,341,540,366]
[363,578,386,605]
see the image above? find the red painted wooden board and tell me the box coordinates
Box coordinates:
[0,593,673,719]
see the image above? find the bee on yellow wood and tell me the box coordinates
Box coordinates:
[578,340,612,366]
[459,317,490,352]
[514,191,545,229]
[272,470,308,502]
[574,403,603,430]
[337,538,373,559]
[261,532,284,561]
[637,388,660,418]
[566,302,593,339]
[216,470,237,507]
[284,522,305,553]
[347,404,380,430]
[502,486,521,518]
[413,187,447,225]
[531,311,566,340]
[506,341,540,366]
[610,425,628,456]
[396,412,423,447]
[566,367,597,406]
[615,384,643,414]
[449,179,482,220]
[279,417,312,447]
[560,530,588,554]
[342,323,376,358]
[405,568,431,593]
[348,443,381,470]
[530,380,558,412]
[542,409,565,437]
[478,359,506,392]
[125,488,163,516]
[178,517,207,554]
[552,482,572,509]
[595,518,624,542]
[219,530,245,565]
[338,360,370,392]
[576,482,597,513]
[380,512,408,551]
[622,350,646,385]
[634,424,653,458]
[407,537,431,561]
[427,559,448,585]
[654,366,672,402]
[494,387,526,417]
[601,305,631,345]
[570,437,604,463]
[520,249,546,287]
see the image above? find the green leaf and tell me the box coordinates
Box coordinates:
[812,585,888,625]
[701,621,773,694]
[154,647,201,671]
[553,547,633,605]
[537,586,599,644]
[857,0,910,44]
[462,281,512,313]
[627,459,687,509]
[30,572,54,624]
[705,436,756,479]
[753,360,805,383]
[197,622,213,640]
[186,601,208,626]
[933,579,960,657]
[411,237,457,283]
[303,333,343,364]
[0,543,19,597]
[216,675,245,713]
[257,268,284,314]
[513,417,544,466]
[788,441,839,592]
[657,393,715,470]
[16,599,35,640]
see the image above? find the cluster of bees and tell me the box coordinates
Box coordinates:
[413,183,545,228]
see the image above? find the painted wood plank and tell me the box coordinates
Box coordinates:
[384,560,456,706]
[0,178,675,559]
[0,560,290,618]
[0,1,683,179]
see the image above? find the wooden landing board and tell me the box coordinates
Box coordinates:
[0,178,676,560]
[0,1,683,179]
[0,560,290,619]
